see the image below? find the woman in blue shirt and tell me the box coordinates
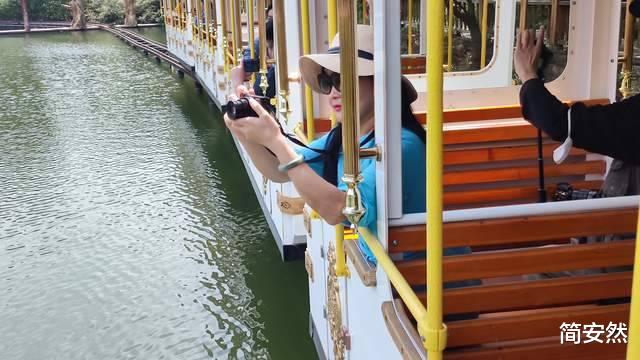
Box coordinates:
[224,25,471,265]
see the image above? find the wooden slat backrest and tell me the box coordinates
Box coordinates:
[445,340,626,360]
[445,304,630,348]
[306,98,610,133]
[444,180,603,207]
[388,208,638,253]
[418,272,633,315]
[444,160,605,186]
[443,143,587,166]
[398,241,635,285]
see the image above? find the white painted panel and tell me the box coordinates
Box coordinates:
[307,211,329,359]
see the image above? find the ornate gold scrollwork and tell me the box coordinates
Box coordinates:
[305,250,314,282]
[276,191,305,215]
[327,243,346,360]
[303,208,312,237]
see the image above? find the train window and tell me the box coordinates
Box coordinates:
[401,0,498,73]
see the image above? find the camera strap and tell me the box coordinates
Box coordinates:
[274,118,375,155]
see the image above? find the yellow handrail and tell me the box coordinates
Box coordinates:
[425,0,446,359]
[480,0,489,67]
[359,228,427,324]
[628,203,640,359]
[301,0,316,140]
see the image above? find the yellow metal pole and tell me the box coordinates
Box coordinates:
[257,0,268,95]
[519,0,528,32]
[480,0,489,67]
[447,0,454,71]
[336,0,361,277]
[273,0,290,116]
[248,0,255,58]
[423,0,446,358]
[301,0,316,140]
[220,0,229,72]
[328,0,337,39]
[627,205,640,360]
[621,1,635,99]
[408,0,413,54]
[233,0,243,65]
[360,228,427,319]
[549,0,558,46]
[328,0,338,128]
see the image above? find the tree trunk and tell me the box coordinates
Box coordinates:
[449,0,482,69]
[20,0,30,32]
[69,0,86,29]
[124,0,137,27]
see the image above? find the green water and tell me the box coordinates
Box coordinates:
[0,31,316,360]
[131,26,167,44]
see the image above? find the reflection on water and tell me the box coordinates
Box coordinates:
[131,26,167,44]
[0,31,315,360]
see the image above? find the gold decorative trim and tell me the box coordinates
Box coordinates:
[305,250,314,282]
[327,243,346,360]
[276,191,305,215]
[303,208,312,237]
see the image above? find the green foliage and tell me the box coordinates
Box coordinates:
[0,0,162,24]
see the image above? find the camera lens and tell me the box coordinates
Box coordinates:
[226,98,256,120]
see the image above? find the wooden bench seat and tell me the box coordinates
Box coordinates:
[305,100,609,209]
[384,207,637,359]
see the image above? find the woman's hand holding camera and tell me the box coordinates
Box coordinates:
[224,98,283,150]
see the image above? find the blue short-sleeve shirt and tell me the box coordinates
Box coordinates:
[296,127,471,264]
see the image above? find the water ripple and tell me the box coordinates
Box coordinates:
[0,31,315,360]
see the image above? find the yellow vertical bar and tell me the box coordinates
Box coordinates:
[301,0,316,140]
[480,0,489,67]
[273,0,290,115]
[233,0,242,65]
[549,0,558,46]
[248,0,255,58]
[447,0,453,71]
[408,0,413,54]
[221,0,229,72]
[627,206,640,360]
[328,0,338,127]
[195,0,202,44]
[204,0,210,43]
[519,0,528,32]
[423,0,446,358]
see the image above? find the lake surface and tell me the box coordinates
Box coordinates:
[0,30,315,360]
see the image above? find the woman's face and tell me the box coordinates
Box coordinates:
[327,74,374,124]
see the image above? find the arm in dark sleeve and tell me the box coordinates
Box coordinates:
[520,79,640,165]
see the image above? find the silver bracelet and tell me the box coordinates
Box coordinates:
[278,154,305,173]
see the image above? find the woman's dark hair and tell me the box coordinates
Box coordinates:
[265,17,274,47]
[320,77,426,186]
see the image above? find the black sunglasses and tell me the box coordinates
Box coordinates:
[317,70,341,94]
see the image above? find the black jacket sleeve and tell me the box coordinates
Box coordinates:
[519,78,640,165]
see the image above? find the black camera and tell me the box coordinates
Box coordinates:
[226,95,271,120]
[552,182,602,201]
[242,58,260,73]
